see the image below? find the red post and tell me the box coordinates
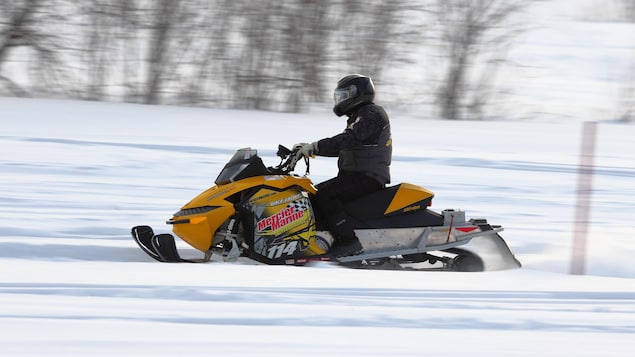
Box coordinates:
[570,121,597,275]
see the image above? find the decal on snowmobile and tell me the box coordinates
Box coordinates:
[250,188,312,236]
[247,186,323,260]
[256,206,305,232]
[402,205,422,213]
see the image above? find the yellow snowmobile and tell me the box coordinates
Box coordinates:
[131,146,521,271]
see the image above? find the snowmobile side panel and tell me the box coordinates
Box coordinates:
[356,227,427,252]
[169,205,236,251]
[384,183,434,215]
[348,208,444,229]
[344,183,434,220]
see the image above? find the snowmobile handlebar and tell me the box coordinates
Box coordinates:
[272,144,310,175]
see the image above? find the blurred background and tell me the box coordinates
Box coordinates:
[1,0,633,121]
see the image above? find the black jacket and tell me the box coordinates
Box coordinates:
[316,103,392,184]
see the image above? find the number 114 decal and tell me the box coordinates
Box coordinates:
[267,241,298,259]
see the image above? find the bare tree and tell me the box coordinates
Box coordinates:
[0,0,77,96]
[79,0,120,100]
[222,0,333,112]
[615,0,635,22]
[139,0,224,105]
[0,0,421,113]
[434,0,529,120]
[176,0,235,106]
[0,0,43,94]
[143,0,178,104]
[113,0,142,102]
[283,0,331,110]
[0,1,35,95]
[328,0,401,78]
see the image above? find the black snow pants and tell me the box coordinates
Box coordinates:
[312,172,383,243]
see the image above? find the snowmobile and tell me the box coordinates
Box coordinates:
[131,146,521,271]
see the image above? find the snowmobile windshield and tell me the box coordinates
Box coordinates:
[334,85,357,106]
[215,148,269,185]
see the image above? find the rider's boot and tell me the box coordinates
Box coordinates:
[327,212,363,258]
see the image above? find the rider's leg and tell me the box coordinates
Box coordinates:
[314,173,382,256]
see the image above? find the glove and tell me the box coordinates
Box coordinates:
[293,142,318,159]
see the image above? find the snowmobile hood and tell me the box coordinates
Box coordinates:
[180,175,316,210]
[168,175,316,252]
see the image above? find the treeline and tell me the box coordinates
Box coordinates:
[0,0,531,119]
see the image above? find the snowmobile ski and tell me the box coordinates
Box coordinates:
[131,225,211,263]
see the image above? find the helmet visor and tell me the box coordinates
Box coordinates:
[334,85,357,106]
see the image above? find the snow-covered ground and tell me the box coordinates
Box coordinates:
[2,0,635,355]
[1,97,633,356]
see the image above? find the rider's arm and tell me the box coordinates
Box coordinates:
[316,110,383,156]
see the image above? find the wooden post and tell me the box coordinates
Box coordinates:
[570,121,597,275]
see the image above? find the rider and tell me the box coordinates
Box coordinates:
[293,74,392,257]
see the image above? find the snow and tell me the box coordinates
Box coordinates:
[2,97,634,356]
[2,1,635,355]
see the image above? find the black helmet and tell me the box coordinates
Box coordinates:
[333,74,375,117]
